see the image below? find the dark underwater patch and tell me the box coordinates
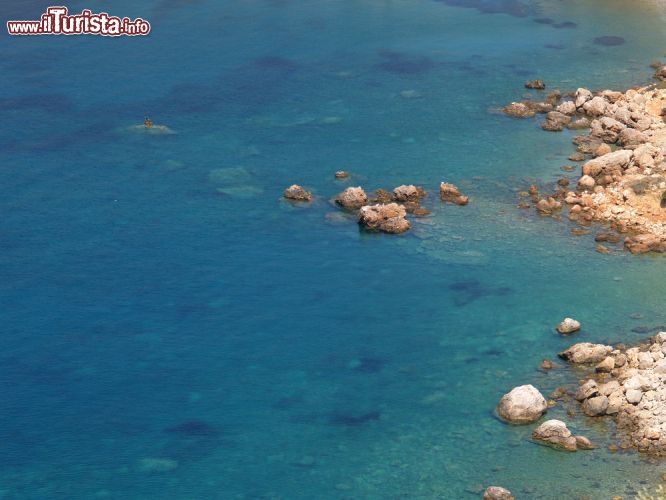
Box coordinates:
[164,419,219,437]
[353,356,385,374]
[329,410,381,426]
[553,21,577,29]
[448,279,512,306]
[437,0,530,17]
[376,49,435,74]
[594,35,625,46]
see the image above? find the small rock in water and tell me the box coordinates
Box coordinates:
[283,184,313,202]
[525,79,546,90]
[334,170,349,179]
[556,317,581,334]
[483,485,515,500]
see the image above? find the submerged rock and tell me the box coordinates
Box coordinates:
[496,384,547,424]
[358,203,410,234]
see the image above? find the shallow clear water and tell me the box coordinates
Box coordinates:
[3,0,666,498]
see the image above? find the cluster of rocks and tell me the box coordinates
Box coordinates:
[559,333,666,456]
[495,383,594,452]
[503,73,666,254]
[283,176,469,234]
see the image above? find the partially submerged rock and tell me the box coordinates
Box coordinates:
[440,182,469,205]
[556,317,581,334]
[483,486,515,500]
[358,203,410,234]
[531,419,593,452]
[496,384,547,424]
[335,186,368,209]
[283,184,313,202]
[558,342,613,364]
[393,184,426,202]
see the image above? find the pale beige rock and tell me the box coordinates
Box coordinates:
[556,317,581,334]
[358,203,410,234]
[496,384,547,424]
[626,389,643,404]
[559,343,613,364]
[484,486,515,500]
[583,395,609,416]
[335,186,368,209]
[532,419,578,451]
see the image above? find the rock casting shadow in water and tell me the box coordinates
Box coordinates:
[448,279,512,306]
[376,49,434,74]
[329,411,381,427]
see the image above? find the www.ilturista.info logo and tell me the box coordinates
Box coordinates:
[7,6,150,36]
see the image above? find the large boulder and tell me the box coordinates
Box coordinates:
[496,384,547,424]
[574,88,593,109]
[582,96,609,117]
[589,117,626,143]
[581,149,633,179]
[335,186,368,209]
[558,343,613,364]
[531,419,578,451]
[358,203,410,234]
[616,128,648,148]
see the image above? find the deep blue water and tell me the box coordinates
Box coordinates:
[4,0,666,498]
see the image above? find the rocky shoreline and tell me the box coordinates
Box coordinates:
[503,66,666,254]
[489,327,666,499]
[497,326,666,457]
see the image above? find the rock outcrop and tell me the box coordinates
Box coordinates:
[392,184,426,203]
[335,186,368,209]
[439,182,469,205]
[496,384,547,424]
[358,203,410,234]
[283,184,313,202]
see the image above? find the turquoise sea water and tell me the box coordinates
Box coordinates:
[4,0,666,498]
